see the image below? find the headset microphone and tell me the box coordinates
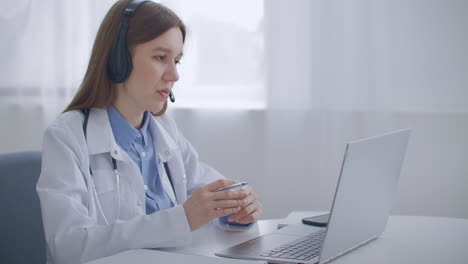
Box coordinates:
[107,0,176,104]
[169,91,175,103]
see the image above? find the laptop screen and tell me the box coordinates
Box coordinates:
[319,129,410,263]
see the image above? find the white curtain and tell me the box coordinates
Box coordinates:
[0,0,117,124]
[0,0,264,147]
[0,0,265,110]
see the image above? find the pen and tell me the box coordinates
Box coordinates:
[215,182,248,192]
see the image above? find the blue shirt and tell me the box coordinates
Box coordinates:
[107,105,173,214]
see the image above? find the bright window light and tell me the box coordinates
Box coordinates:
[161,0,266,109]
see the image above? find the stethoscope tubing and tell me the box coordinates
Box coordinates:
[81,109,175,224]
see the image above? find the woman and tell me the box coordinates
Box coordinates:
[36,0,262,263]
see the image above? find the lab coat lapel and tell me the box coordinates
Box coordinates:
[149,116,186,205]
[85,108,141,183]
[85,108,145,218]
[86,108,127,161]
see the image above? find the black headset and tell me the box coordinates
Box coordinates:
[107,0,175,103]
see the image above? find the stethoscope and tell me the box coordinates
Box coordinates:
[81,108,175,224]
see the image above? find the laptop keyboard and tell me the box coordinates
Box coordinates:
[260,230,326,261]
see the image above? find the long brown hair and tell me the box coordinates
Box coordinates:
[64,0,186,115]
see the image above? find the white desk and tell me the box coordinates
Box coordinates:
[87,214,468,264]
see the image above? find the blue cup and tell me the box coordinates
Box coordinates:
[219,214,252,227]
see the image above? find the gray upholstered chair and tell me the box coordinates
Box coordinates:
[0,151,46,263]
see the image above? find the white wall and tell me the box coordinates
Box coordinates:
[171,109,468,220]
[1,0,467,220]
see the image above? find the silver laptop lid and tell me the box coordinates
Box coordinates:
[319,129,411,263]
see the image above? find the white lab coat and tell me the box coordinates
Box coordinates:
[36,108,225,264]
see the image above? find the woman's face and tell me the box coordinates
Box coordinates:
[118,27,184,114]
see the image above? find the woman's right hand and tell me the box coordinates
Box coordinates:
[182,179,248,231]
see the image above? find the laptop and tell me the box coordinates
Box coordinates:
[215,129,411,264]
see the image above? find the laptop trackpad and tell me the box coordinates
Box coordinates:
[216,233,301,258]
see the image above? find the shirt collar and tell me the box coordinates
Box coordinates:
[85,107,178,163]
[107,105,150,152]
[140,111,151,146]
[85,108,125,161]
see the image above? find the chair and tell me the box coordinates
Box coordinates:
[0,151,46,264]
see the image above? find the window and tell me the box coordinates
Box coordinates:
[161,0,265,109]
[0,0,266,110]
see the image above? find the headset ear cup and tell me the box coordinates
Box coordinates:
[107,22,131,83]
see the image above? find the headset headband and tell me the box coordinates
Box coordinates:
[107,0,152,83]
[124,0,151,17]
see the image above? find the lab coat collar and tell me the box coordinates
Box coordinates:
[149,115,178,163]
[86,108,128,162]
[107,105,149,152]
[86,108,178,164]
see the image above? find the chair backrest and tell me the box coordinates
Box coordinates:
[0,151,46,264]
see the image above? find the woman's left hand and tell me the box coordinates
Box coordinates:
[227,185,262,224]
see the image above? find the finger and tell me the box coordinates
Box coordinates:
[213,199,245,209]
[226,193,257,220]
[229,203,256,222]
[219,190,254,206]
[242,185,253,195]
[235,203,262,224]
[236,210,260,224]
[243,191,256,205]
[213,206,242,218]
[240,186,256,200]
[212,189,248,200]
[205,179,238,192]
[235,192,254,207]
